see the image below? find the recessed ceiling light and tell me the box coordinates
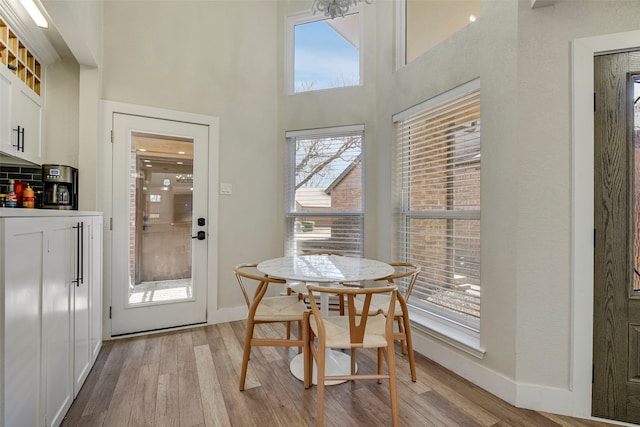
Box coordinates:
[178,151,185,155]
[145,164,152,167]
[177,161,183,165]
[469,15,477,22]
[138,148,147,152]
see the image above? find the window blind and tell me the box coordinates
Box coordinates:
[395,84,481,332]
[285,128,364,257]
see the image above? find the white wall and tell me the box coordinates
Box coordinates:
[44,57,79,167]
[101,1,280,312]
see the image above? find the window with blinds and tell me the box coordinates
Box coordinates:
[285,126,364,256]
[393,80,481,333]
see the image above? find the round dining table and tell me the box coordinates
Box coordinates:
[257,254,394,385]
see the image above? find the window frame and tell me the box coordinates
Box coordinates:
[393,79,483,353]
[285,7,365,95]
[284,125,365,256]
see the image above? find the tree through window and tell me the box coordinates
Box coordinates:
[285,126,364,256]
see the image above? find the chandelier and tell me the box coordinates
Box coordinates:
[311,0,372,19]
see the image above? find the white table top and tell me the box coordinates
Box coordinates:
[257,255,394,283]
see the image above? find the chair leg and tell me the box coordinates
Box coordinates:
[397,316,407,354]
[303,312,310,389]
[377,347,384,384]
[239,319,255,391]
[386,345,399,427]
[351,348,357,375]
[297,319,303,353]
[402,314,417,382]
[316,341,326,426]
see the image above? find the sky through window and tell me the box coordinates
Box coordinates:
[294,15,360,93]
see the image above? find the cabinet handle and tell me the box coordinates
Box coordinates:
[12,126,24,152]
[80,221,84,284]
[73,222,84,286]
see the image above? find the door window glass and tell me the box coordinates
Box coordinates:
[129,133,194,305]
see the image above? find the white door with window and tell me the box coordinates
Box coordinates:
[111,113,210,336]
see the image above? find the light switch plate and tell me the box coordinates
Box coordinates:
[220,183,232,195]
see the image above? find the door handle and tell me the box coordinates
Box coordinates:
[192,231,206,240]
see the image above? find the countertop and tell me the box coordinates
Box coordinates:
[0,208,102,218]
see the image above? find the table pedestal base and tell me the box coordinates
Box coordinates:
[290,349,357,385]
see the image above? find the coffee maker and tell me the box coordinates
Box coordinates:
[42,164,78,210]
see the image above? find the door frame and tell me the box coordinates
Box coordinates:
[101,101,219,339]
[570,31,640,420]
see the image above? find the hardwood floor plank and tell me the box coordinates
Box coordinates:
[194,344,232,427]
[176,332,205,427]
[80,339,130,417]
[158,331,179,376]
[129,362,160,426]
[154,373,179,427]
[191,326,209,347]
[207,323,268,425]
[102,338,148,426]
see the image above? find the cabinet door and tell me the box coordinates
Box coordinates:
[42,217,74,427]
[72,219,91,397]
[12,83,43,164]
[90,216,103,363]
[0,68,12,155]
[3,218,46,427]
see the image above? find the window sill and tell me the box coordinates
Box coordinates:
[409,309,486,360]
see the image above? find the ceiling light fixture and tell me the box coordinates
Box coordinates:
[312,0,371,19]
[19,0,48,28]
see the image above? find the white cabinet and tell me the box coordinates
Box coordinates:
[3,217,48,427]
[42,218,74,427]
[0,66,43,164]
[12,81,43,163]
[0,69,10,151]
[0,213,102,427]
[90,216,103,364]
[0,15,45,165]
[72,217,103,396]
[0,67,43,164]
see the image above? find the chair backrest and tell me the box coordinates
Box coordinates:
[307,285,397,346]
[377,262,420,303]
[233,263,287,310]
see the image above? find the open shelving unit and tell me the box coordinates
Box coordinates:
[0,16,41,95]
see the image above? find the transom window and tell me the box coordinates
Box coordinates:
[393,80,481,333]
[285,126,364,256]
[287,11,362,93]
[398,0,480,67]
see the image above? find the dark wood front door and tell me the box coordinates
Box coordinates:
[593,50,640,424]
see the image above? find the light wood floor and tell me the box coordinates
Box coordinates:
[62,321,617,427]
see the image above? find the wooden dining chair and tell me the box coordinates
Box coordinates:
[233,263,309,391]
[305,284,400,427]
[353,262,420,381]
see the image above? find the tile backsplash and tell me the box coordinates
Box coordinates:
[0,164,43,195]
